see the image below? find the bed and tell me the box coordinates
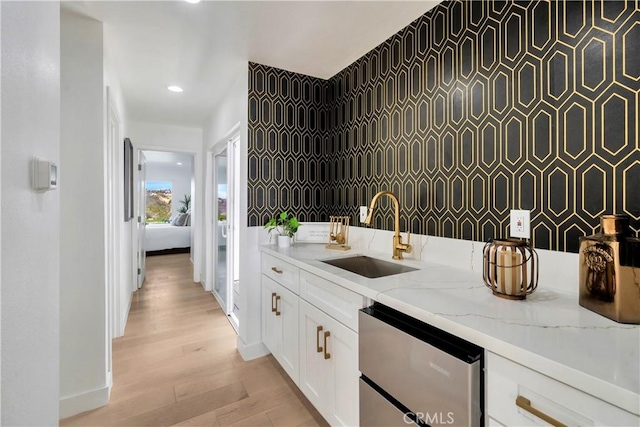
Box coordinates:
[145,223,191,253]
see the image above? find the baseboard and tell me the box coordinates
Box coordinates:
[119,292,133,337]
[59,375,111,419]
[236,337,269,361]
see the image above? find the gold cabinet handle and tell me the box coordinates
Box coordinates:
[274,295,281,316]
[516,396,567,427]
[271,267,283,274]
[271,292,276,313]
[323,331,331,359]
[316,326,323,353]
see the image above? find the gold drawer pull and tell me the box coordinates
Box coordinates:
[271,267,283,274]
[516,396,566,427]
[271,292,276,313]
[274,295,281,316]
[323,331,331,359]
[316,326,323,353]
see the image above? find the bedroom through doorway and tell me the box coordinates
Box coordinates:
[142,150,195,259]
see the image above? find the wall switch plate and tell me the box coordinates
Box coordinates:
[31,158,58,192]
[510,209,530,239]
[359,206,368,223]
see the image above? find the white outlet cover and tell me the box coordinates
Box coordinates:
[510,209,530,239]
[359,206,368,223]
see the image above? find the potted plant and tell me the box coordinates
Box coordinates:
[264,211,300,248]
[177,194,191,214]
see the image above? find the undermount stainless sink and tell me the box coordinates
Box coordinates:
[321,255,418,279]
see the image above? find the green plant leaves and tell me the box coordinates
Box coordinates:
[264,211,299,237]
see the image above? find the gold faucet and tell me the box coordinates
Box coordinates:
[364,191,413,260]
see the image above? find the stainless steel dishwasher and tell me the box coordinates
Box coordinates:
[359,303,483,426]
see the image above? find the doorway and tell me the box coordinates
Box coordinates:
[212,134,240,331]
[139,150,195,262]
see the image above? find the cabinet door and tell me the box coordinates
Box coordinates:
[322,307,359,427]
[261,276,280,356]
[299,300,359,427]
[276,283,299,385]
[298,300,329,413]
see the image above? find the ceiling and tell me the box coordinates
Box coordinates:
[143,150,194,167]
[64,1,440,128]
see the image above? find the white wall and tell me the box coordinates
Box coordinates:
[203,63,266,359]
[145,161,194,220]
[1,2,61,424]
[104,31,133,340]
[59,10,109,417]
[128,121,204,283]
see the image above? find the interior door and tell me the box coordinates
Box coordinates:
[229,136,240,326]
[214,149,230,313]
[137,151,147,288]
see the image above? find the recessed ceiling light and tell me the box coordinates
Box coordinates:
[177,162,183,166]
[185,0,201,3]
[167,85,183,93]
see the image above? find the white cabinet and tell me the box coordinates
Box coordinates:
[486,352,639,427]
[262,253,300,293]
[298,299,328,409]
[299,270,364,332]
[260,253,363,427]
[261,276,299,384]
[299,299,359,427]
[262,276,279,354]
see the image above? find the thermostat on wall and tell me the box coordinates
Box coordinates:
[32,158,58,192]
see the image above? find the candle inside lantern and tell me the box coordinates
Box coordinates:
[498,249,522,296]
[483,238,538,300]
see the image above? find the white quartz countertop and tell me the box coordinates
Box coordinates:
[260,243,640,416]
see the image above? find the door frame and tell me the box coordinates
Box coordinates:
[133,145,201,285]
[106,87,122,349]
[211,144,230,314]
[205,123,239,292]
[205,123,240,312]
[137,151,147,289]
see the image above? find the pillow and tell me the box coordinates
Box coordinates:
[174,213,188,226]
[184,213,191,226]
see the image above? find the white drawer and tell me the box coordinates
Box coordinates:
[487,352,638,427]
[299,270,365,331]
[261,253,300,294]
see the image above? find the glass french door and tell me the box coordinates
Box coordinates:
[214,149,229,312]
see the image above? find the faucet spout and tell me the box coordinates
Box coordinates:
[364,191,412,260]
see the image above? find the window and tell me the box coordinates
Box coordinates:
[218,184,227,220]
[146,181,172,223]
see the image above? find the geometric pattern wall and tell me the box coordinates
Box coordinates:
[247,62,329,226]
[248,0,640,253]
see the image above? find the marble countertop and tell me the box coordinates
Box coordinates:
[260,243,640,416]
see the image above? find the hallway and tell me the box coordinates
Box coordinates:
[61,254,326,426]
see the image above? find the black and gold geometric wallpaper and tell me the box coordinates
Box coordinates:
[248,0,640,252]
[248,62,330,225]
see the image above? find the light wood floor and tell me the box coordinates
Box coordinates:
[61,253,328,427]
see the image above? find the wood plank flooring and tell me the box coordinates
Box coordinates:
[61,254,328,427]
